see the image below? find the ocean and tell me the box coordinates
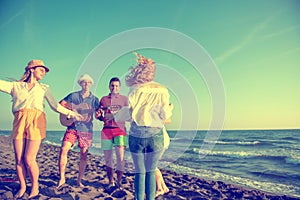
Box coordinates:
[0,129,299,198]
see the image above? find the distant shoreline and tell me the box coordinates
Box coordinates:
[1,128,300,132]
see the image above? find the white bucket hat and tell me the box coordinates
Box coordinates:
[78,74,94,85]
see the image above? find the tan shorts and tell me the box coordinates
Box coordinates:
[12,109,46,140]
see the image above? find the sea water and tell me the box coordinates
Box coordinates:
[1,129,299,197]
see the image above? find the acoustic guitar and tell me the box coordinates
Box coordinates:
[60,103,94,127]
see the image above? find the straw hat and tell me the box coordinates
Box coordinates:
[77,74,94,85]
[25,60,49,72]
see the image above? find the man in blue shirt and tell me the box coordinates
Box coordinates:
[57,74,99,188]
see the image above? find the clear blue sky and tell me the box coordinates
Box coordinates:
[0,0,299,130]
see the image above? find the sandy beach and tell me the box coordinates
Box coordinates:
[0,135,298,200]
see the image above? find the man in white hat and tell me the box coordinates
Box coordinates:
[57,74,99,188]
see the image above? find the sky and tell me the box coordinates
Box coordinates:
[0,0,299,131]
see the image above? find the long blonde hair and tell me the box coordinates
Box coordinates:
[125,52,156,87]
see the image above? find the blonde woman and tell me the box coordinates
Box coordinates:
[125,53,173,200]
[0,60,83,199]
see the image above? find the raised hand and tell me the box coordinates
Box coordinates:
[95,108,103,119]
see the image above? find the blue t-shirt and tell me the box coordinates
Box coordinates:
[63,91,99,133]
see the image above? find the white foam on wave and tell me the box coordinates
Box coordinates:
[285,151,300,164]
[43,140,61,147]
[194,148,266,158]
[204,140,261,145]
[166,163,300,197]
[193,148,300,161]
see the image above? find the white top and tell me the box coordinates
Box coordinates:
[0,80,76,118]
[128,81,172,128]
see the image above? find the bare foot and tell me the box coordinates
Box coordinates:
[155,187,169,197]
[77,182,84,188]
[105,181,115,189]
[28,190,39,199]
[164,186,170,193]
[56,179,66,189]
[14,188,26,199]
[116,181,123,190]
[155,189,165,197]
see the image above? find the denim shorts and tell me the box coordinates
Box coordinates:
[128,123,164,154]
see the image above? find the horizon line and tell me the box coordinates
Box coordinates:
[1,128,300,132]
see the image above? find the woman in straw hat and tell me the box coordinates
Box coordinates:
[125,53,173,200]
[0,60,83,199]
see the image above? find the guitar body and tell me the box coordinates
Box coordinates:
[59,114,74,127]
[59,103,93,127]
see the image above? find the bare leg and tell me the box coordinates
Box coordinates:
[57,141,72,188]
[13,139,27,198]
[115,146,125,184]
[77,147,88,187]
[155,169,169,197]
[104,150,114,185]
[24,139,42,198]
